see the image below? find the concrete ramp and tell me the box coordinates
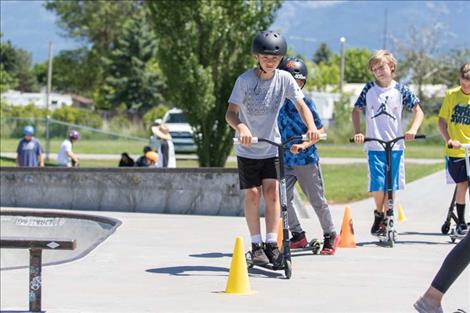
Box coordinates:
[0,210,121,270]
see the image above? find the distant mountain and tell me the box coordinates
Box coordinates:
[272,1,470,59]
[1,1,468,64]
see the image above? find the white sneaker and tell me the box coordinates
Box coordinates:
[413,297,443,313]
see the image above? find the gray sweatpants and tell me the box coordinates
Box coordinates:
[285,163,336,235]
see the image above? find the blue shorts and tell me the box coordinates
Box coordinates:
[367,150,405,192]
[446,157,468,184]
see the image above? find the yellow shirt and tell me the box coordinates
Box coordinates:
[438,86,470,157]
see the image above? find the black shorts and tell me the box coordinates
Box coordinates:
[446,157,468,184]
[237,156,279,190]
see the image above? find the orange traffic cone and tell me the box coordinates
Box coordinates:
[277,218,283,249]
[225,237,254,295]
[338,207,356,248]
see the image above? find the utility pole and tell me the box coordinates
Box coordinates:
[383,8,388,49]
[45,42,53,162]
[339,37,346,93]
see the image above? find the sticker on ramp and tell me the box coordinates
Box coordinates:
[15,217,64,227]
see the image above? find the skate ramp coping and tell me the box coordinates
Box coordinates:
[0,210,121,270]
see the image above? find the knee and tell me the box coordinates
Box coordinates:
[245,188,261,204]
[263,185,278,203]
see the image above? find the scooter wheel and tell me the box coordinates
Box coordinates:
[388,231,395,248]
[245,251,254,269]
[441,223,450,234]
[451,237,456,243]
[312,240,321,254]
[284,259,292,279]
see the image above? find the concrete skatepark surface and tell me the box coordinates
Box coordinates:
[0,170,469,313]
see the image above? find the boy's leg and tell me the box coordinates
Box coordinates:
[285,168,308,248]
[244,187,262,237]
[261,178,280,238]
[296,164,338,254]
[285,168,302,233]
[296,164,335,234]
[446,157,468,234]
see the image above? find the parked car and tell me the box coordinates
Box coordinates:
[151,108,197,153]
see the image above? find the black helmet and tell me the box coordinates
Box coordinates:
[279,57,308,81]
[251,30,287,56]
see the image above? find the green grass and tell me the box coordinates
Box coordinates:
[1,138,445,159]
[301,162,444,204]
[1,138,147,155]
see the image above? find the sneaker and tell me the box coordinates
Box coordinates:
[413,297,443,313]
[289,231,308,249]
[251,243,269,266]
[456,223,468,236]
[264,242,283,269]
[320,232,339,255]
[371,211,385,235]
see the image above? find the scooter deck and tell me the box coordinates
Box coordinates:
[290,239,322,254]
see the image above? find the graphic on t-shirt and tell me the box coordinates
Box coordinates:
[450,104,470,125]
[372,96,396,120]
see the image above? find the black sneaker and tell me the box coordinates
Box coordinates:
[289,231,308,249]
[371,210,385,234]
[264,242,283,269]
[251,243,269,265]
[456,223,468,236]
[320,232,339,255]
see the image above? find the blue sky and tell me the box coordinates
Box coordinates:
[1,0,469,64]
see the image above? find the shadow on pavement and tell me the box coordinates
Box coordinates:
[146,265,228,276]
[357,240,450,247]
[189,252,232,258]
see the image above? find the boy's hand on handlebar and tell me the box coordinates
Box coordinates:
[353,133,364,144]
[290,143,306,154]
[237,124,253,146]
[447,139,461,149]
[404,130,417,141]
[305,129,320,142]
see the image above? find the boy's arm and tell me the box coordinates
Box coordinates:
[438,117,461,148]
[39,153,45,167]
[225,103,252,146]
[290,128,325,153]
[404,104,424,141]
[294,98,319,142]
[352,107,364,144]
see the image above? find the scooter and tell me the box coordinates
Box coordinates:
[234,133,326,278]
[441,187,458,235]
[448,143,470,243]
[351,134,426,247]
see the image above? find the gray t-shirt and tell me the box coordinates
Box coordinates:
[228,68,304,159]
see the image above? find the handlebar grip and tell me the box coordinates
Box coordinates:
[301,133,327,141]
[233,137,258,144]
[349,137,355,143]
[415,134,426,139]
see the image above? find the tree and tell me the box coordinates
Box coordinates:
[312,42,333,65]
[0,38,37,92]
[147,0,282,167]
[45,1,141,54]
[392,22,446,102]
[344,48,373,83]
[34,48,102,97]
[101,11,165,114]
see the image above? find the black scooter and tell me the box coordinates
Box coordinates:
[234,133,326,278]
[351,134,426,247]
[448,143,470,243]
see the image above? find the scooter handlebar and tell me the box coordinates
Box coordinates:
[233,133,327,145]
[349,134,426,143]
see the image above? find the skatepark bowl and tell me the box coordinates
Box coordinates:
[0,210,121,271]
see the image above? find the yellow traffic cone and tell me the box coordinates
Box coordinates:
[225,237,254,295]
[397,204,407,223]
[277,218,283,250]
[338,207,356,248]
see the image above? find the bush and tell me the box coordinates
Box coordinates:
[0,103,47,138]
[143,105,168,129]
[50,106,103,138]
